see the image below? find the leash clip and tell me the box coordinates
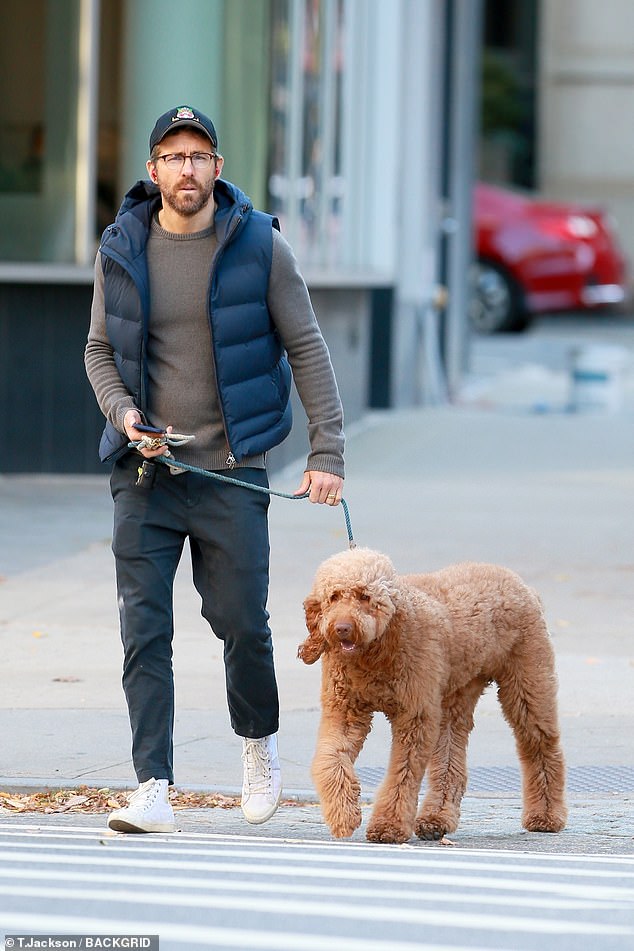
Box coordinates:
[133,431,196,451]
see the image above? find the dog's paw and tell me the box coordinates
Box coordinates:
[414,816,449,841]
[326,804,363,839]
[523,809,567,834]
[366,818,412,845]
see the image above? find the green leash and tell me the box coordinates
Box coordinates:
[133,448,356,548]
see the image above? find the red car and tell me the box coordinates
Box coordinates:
[471,182,628,333]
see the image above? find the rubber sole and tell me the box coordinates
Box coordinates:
[108,817,176,834]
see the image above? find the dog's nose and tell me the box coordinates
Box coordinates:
[335,622,353,640]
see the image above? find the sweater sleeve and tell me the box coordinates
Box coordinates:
[267,229,345,477]
[84,253,141,433]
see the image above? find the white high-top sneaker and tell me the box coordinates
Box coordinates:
[241,734,282,824]
[108,778,176,833]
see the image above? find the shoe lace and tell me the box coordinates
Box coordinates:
[128,780,159,809]
[242,739,272,795]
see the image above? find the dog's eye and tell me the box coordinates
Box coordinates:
[329,591,342,603]
[359,593,372,602]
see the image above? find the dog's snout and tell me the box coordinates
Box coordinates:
[335,621,354,640]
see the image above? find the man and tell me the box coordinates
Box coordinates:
[85,105,344,833]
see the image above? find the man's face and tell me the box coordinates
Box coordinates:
[147,129,223,218]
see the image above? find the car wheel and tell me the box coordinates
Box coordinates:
[468,260,532,334]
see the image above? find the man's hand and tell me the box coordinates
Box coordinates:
[123,410,173,459]
[295,470,344,505]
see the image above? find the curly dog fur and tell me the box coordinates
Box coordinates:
[298,547,567,844]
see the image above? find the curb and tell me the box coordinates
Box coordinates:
[0,776,321,803]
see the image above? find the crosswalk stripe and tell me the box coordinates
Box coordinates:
[0,880,632,936]
[1,823,633,871]
[0,866,626,911]
[0,833,632,878]
[0,845,632,902]
[0,911,499,951]
[0,821,632,867]
[1,824,633,950]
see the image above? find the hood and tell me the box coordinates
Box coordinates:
[100,176,262,273]
[212,179,253,243]
[112,177,253,235]
[115,179,162,221]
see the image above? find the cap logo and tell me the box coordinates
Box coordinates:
[172,107,197,122]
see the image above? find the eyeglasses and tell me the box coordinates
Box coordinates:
[156,152,216,171]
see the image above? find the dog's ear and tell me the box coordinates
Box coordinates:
[297,594,327,664]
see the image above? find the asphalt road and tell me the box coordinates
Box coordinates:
[0,820,633,951]
[466,311,634,411]
[1,310,633,951]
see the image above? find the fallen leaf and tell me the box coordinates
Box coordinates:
[0,786,311,815]
[0,796,29,811]
[54,795,90,812]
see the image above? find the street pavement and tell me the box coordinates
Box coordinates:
[1,316,633,855]
[1,822,633,950]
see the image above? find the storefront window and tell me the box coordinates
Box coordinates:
[0,0,82,262]
[268,0,346,268]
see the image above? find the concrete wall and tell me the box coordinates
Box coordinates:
[0,281,103,473]
[538,0,634,269]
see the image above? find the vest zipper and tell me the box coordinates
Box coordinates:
[209,205,249,469]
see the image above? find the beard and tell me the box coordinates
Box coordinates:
[160,174,215,217]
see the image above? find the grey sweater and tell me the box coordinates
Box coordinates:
[86,216,345,476]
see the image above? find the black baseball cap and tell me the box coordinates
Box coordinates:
[149,106,218,153]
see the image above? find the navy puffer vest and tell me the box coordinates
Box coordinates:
[97,179,292,464]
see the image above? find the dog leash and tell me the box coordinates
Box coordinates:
[129,444,356,548]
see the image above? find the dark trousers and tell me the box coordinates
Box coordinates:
[110,456,279,784]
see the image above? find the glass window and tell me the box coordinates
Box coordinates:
[268,0,346,268]
[0,0,82,262]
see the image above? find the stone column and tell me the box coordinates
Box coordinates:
[538,0,634,260]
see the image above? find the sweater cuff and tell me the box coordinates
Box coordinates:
[305,453,345,479]
[115,404,143,435]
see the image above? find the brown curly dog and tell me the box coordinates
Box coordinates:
[298,547,567,844]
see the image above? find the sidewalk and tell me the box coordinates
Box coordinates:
[1,370,634,851]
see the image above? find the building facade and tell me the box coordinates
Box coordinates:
[2,0,463,472]
[538,0,634,260]
[2,0,631,473]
